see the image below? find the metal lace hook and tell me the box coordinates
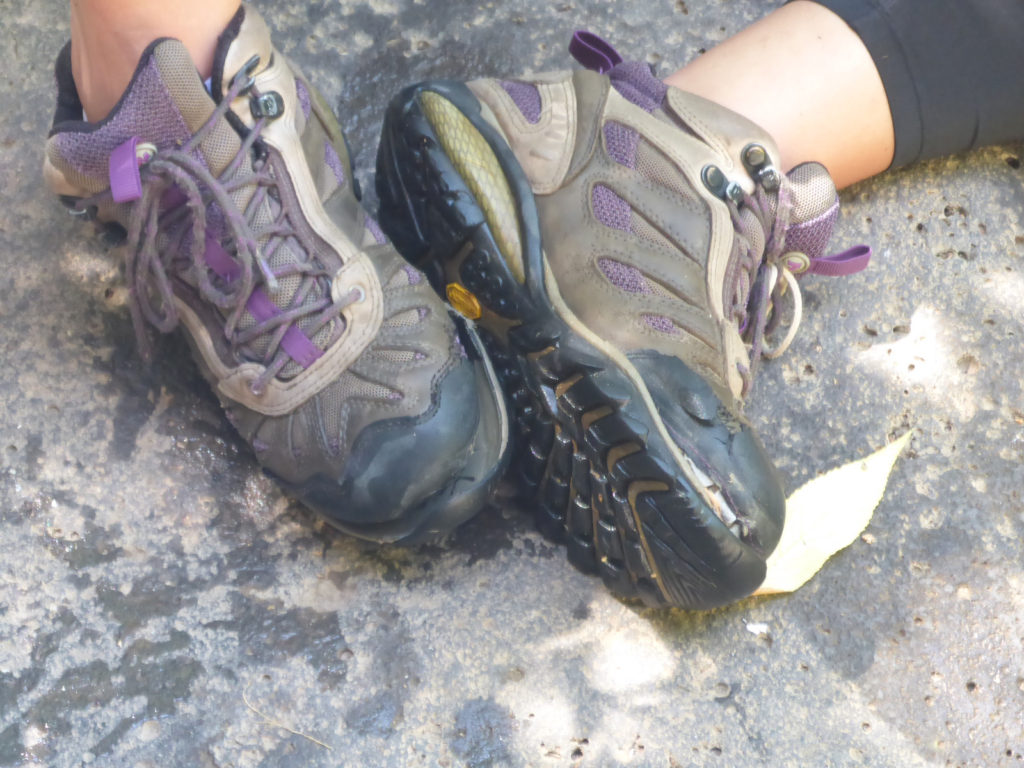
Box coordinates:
[237,54,262,91]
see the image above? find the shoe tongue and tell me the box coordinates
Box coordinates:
[783,162,839,262]
[147,39,218,134]
[142,38,242,178]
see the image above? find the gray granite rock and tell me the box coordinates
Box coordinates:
[1,1,1022,766]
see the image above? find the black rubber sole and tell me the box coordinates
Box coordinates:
[376,81,772,608]
[272,312,510,547]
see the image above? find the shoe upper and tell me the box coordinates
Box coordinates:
[43,5,488,535]
[457,33,869,557]
[465,37,865,416]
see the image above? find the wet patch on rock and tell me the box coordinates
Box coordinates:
[44,518,124,570]
[95,554,201,636]
[344,607,421,738]
[204,593,349,688]
[448,698,518,768]
[345,690,404,737]
[443,503,523,566]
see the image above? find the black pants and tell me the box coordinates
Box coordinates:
[810,0,1024,168]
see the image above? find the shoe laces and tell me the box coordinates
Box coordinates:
[727,176,796,397]
[727,174,871,397]
[80,59,360,395]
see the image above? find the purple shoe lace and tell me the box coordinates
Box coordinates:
[79,58,360,395]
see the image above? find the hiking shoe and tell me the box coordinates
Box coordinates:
[376,32,869,605]
[44,4,509,544]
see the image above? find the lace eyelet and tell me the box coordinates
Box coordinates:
[136,142,157,164]
[783,251,811,275]
[251,91,285,120]
[350,285,366,303]
[701,164,727,197]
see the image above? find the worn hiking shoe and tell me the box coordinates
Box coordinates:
[44,5,509,544]
[376,32,869,606]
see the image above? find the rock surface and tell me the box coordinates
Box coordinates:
[1,1,1022,766]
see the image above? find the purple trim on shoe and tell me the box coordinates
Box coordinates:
[569,31,624,74]
[592,185,632,232]
[324,140,346,186]
[500,81,542,124]
[109,137,144,203]
[783,199,838,261]
[608,61,668,113]
[598,257,651,294]
[403,265,423,286]
[603,122,639,168]
[365,215,386,245]
[644,315,678,334]
[203,232,324,369]
[295,78,312,121]
[797,244,872,277]
[54,56,192,181]
[569,32,667,113]
[249,293,325,369]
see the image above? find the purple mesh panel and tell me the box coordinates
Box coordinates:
[295,78,312,121]
[598,258,651,294]
[55,56,193,182]
[324,141,346,186]
[403,265,423,286]
[364,215,386,245]
[592,184,632,232]
[500,81,542,124]
[603,121,639,168]
[644,315,677,334]
[608,61,668,114]
[784,200,839,261]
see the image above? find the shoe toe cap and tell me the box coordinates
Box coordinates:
[288,347,506,544]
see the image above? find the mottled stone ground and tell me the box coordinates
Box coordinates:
[2,1,1023,766]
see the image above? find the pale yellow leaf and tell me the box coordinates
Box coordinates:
[754,431,912,596]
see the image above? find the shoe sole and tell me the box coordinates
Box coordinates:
[377,81,771,608]
[270,312,511,547]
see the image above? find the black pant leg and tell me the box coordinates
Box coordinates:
[808,0,1024,167]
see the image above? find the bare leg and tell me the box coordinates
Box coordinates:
[70,0,241,120]
[664,0,894,189]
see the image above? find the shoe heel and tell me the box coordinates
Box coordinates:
[377,83,544,332]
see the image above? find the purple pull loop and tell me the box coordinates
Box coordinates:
[807,244,872,277]
[109,137,145,203]
[569,31,623,74]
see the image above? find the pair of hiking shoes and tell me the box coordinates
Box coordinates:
[45,5,868,609]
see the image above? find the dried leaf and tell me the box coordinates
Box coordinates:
[754,431,912,596]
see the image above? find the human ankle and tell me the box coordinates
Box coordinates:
[69,0,240,120]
